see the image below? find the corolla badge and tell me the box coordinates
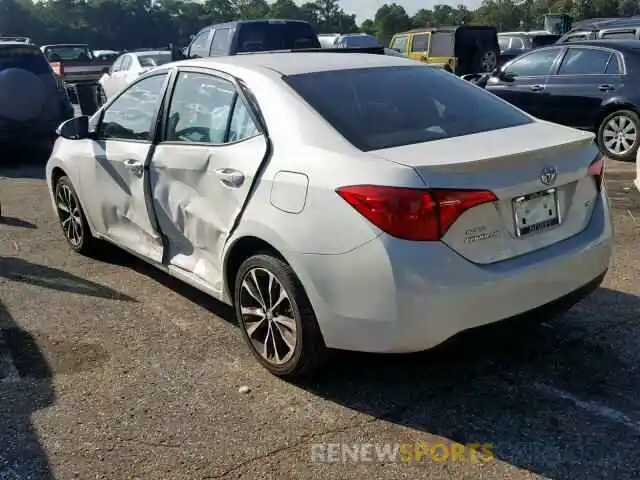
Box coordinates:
[539,166,558,186]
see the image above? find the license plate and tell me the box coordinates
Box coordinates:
[513,188,560,237]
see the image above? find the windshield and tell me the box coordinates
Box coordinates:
[137,53,172,67]
[44,45,93,61]
[0,45,51,74]
[284,66,532,151]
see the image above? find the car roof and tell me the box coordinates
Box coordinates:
[132,50,170,56]
[0,41,38,47]
[198,19,311,33]
[559,39,640,51]
[177,52,417,76]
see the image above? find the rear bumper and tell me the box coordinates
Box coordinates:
[289,189,613,353]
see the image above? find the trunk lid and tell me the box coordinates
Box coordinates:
[370,121,601,264]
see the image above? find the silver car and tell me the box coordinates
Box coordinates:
[46,53,613,378]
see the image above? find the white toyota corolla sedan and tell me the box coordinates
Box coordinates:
[46,52,613,378]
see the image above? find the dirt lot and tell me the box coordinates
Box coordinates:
[1,157,639,480]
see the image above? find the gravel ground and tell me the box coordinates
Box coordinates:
[0,155,639,480]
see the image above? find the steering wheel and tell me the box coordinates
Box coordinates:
[174,126,210,142]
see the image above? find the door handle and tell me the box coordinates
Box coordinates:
[123,159,143,177]
[215,168,245,187]
[529,84,544,92]
[598,84,614,92]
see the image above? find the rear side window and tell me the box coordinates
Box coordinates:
[236,22,320,52]
[0,45,52,75]
[429,33,454,56]
[210,28,233,56]
[558,48,613,75]
[601,30,636,40]
[284,66,532,151]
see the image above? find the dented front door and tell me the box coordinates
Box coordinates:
[148,70,267,289]
[88,73,169,263]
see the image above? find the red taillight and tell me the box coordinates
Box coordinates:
[336,185,497,241]
[588,154,605,192]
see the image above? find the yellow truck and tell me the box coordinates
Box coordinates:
[389,26,500,75]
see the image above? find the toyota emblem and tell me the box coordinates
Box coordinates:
[539,166,558,186]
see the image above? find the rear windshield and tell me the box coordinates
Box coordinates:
[43,45,93,61]
[532,35,561,47]
[0,45,51,74]
[236,22,320,52]
[336,35,381,48]
[137,53,172,67]
[284,66,532,151]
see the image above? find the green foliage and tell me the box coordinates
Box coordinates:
[0,0,638,49]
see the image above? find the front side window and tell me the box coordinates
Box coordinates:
[390,35,408,53]
[284,65,532,151]
[410,34,429,53]
[558,48,613,75]
[498,36,510,50]
[566,33,590,42]
[110,55,124,73]
[99,74,167,141]
[120,55,132,71]
[189,29,211,57]
[165,72,258,144]
[505,48,561,77]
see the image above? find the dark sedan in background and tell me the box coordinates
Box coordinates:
[484,40,640,161]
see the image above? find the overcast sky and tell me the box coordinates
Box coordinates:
[312,0,483,22]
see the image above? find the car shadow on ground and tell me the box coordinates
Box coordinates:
[91,244,235,322]
[85,244,639,478]
[0,257,133,479]
[298,287,640,480]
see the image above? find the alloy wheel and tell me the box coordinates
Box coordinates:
[603,114,637,157]
[56,183,83,247]
[239,267,297,366]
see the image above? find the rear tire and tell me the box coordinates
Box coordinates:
[54,176,98,256]
[597,109,640,162]
[234,254,328,379]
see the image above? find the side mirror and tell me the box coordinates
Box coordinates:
[56,116,89,140]
[497,69,515,82]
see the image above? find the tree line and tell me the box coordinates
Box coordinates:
[1,0,640,51]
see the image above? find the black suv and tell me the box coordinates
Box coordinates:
[184,19,321,59]
[0,41,74,155]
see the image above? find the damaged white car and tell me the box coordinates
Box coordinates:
[47,53,612,378]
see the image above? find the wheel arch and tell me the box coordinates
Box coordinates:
[49,165,98,237]
[223,235,287,303]
[595,100,638,132]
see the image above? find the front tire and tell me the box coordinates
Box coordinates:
[234,254,327,378]
[597,109,640,162]
[54,176,97,255]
